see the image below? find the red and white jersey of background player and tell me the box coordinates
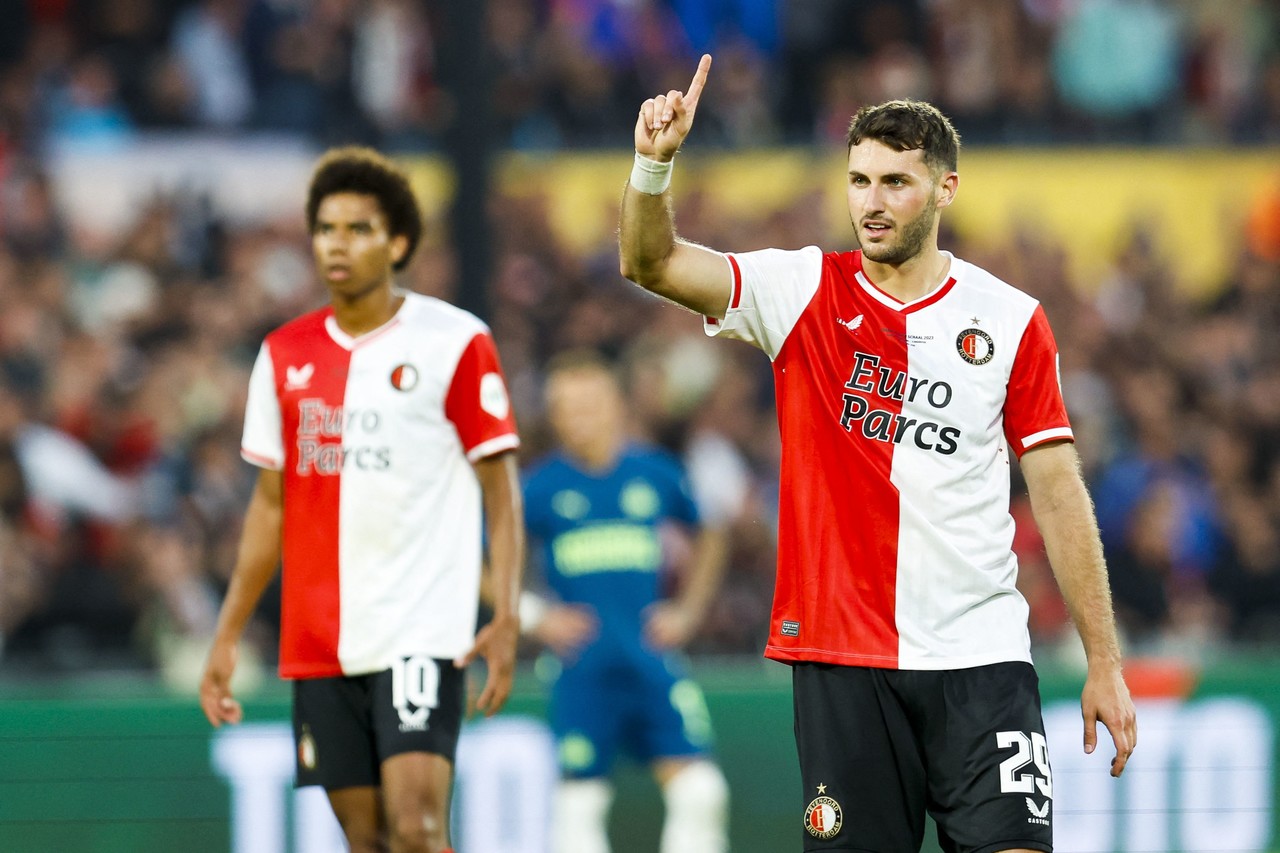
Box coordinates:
[241,292,519,679]
[705,247,1073,670]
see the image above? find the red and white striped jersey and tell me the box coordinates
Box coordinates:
[242,292,519,678]
[706,248,1071,670]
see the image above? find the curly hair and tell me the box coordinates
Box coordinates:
[305,147,423,271]
[846,100,961,176]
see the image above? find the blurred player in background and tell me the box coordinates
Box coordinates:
[199,147,523,853]
[618,56,1136,853]
[520,351,730,853]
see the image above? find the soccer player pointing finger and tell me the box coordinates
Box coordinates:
[619,55,1137,853]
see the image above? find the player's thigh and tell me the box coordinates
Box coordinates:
[792,662,927,852]
[380,752,454,842]
[368,657,465,843]
[326,786,384,851]
[923,662,1052,853]
[550,674,624,778]
[293,674,381,790]
[632,665,714,765]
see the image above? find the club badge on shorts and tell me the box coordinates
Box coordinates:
[298,725,318,771]
[804,784,843,839]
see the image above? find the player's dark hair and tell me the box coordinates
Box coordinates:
[305,146,422,271]
[544,348,643,402]
[846,100,961,175]
[544,349,620,384]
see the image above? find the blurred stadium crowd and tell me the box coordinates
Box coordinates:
[0,0,1279,683]
[1,0,1279,155]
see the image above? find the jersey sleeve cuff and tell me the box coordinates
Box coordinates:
[703,252,741,335]
[240,448,283,470]
[465,433,520,463]
[1017,427,1074,454]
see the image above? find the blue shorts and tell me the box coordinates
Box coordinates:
[550,654,714,778]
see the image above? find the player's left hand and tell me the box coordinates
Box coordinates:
[635,54,711,162]
[457,612,519,716]
[1081,663,1137,777]
[643,601,701,650]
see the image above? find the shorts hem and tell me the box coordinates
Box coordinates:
[970,841,1051,853]
[377,744,459,764]
[294,774,378,790]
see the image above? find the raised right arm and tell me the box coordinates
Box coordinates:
[618,54,732,319]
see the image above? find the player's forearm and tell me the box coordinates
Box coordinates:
[1025,451,1123,669]
[619,182,679,294]
[485,524,523,622]
[214,480,283,644]
[477,453,524,621]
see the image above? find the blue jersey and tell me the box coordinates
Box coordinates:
[524,443,714,775]
[523,443,700,674]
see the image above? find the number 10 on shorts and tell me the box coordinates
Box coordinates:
[392,656,441,732]
[997,730,1053,798]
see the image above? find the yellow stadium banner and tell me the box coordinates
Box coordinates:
[408,148,1280,299]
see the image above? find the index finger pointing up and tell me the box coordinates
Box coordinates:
[685,54,712,110]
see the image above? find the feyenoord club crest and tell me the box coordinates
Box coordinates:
[804,785,843,839]
[956,328,994,365]
[298,727,318,771]
[390,363,419,391]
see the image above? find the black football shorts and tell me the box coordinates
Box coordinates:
[292,655,465,789]
[792,661,1053,853]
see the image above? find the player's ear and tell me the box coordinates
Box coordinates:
[935,171,959,209]
[389,234,409,266]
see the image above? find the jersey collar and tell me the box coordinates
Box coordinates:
[323,292,410,350]
[854,252,959,314]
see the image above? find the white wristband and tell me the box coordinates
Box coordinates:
[518,591,549,633]
[630,152,673,195]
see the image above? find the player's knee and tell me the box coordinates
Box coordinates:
[660,761,729,853]
[553,778,613,853]
[385,808,445,853]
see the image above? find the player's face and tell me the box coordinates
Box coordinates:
[846,141,955,266]
[312,192,408,299]
[546,369,624,461]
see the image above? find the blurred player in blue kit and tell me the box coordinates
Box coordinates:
[520,351,730,853]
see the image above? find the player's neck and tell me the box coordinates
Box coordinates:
[862,247,950,305]
[330,281,403,337]
[574,437,623,472]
